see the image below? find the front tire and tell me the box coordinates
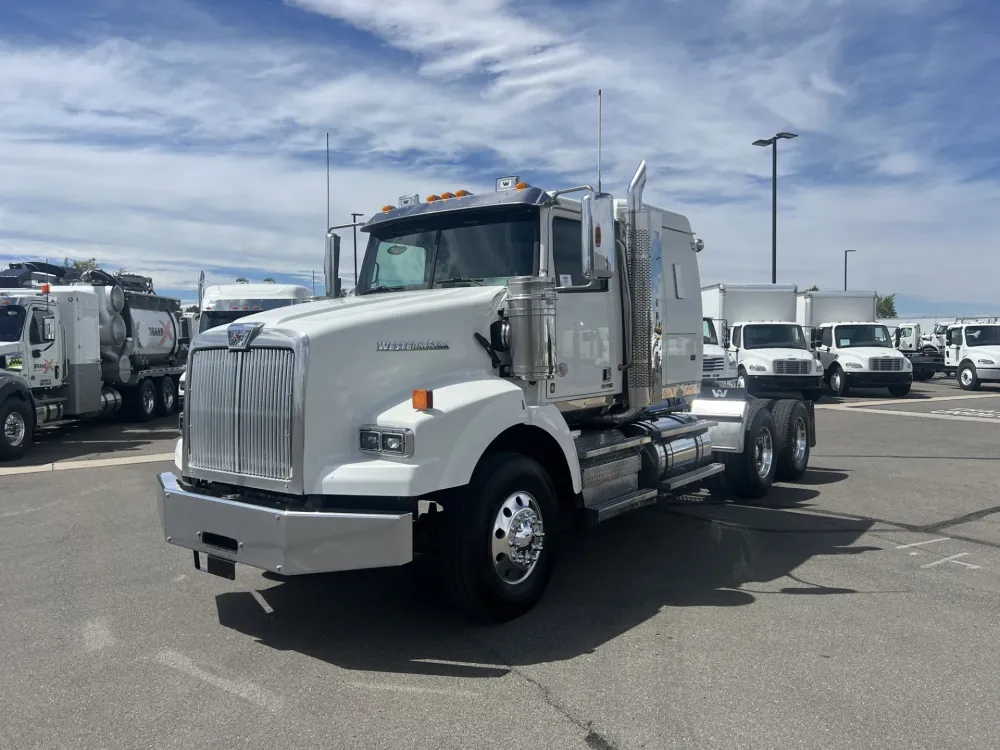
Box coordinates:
[887,383,911,397]
[829,366,849,397]
[721,402,778,500]
[0,398,34,461]
[958,363,980,391]
[439,451,559,623]
[772,399,810,481]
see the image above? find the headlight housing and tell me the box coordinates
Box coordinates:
[845,362,863,369]
[978,358,996,366]
[359,425,414,457]
[748,364,767,373]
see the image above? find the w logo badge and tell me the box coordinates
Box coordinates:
[227,322,264,350]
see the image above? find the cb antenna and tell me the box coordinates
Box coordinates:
[597,88,603,193]
[326,132,331,230]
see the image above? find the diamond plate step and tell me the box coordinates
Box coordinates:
[584,488,659,526]
[574,430,650,459]
[580,452,641,487]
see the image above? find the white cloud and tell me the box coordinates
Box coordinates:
[0,0,997,307]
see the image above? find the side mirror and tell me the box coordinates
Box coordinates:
[581,191,616,280]
[810,329,822,348]
[324,231,342,298]
[43,317,56,342]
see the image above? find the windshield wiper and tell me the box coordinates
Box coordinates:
[435,277,484,287]
[361,285,405,295]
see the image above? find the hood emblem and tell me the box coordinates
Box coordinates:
[228,322,264,350]
[377,340,450,352]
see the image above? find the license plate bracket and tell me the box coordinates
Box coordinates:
[206,554,236,580]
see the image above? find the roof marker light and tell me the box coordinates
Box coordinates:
[440,191,455,199]
[426,194,440,202]
[515,182,529,190]
[455,189,471,197]
[382,204,394,213]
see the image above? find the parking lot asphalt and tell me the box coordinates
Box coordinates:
[2,379,1000,749]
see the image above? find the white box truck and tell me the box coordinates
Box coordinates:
[796,290,912,397]
[701,283,823,401]
[942,318,1000,390]
[156,161,819,622]
[701,317,737,385]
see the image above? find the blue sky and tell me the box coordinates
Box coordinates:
[1,0,999,315]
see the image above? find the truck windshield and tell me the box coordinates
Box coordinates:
[0,306,25,342]
[356,205,538,295]
[742,323,806,350]
[834,324,892,348]
[703,319,719,345]
[966,325,1000,347]
[198,301,298,333]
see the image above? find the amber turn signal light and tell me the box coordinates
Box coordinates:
[412,389,433,410]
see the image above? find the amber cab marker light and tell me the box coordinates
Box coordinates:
[455,189,470,197]
[515,182,528,190]
[440,191,455,199]
[426,194,441,202]
[382,204,394,213]
[412,388,434,410]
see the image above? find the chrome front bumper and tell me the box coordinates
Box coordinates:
[156,472,413,575]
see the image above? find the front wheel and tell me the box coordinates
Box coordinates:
[0,398,34,461]
[439,451,559,623]
[829,367,849,397]
[958,363,980,391]
[721,402,778,500]
[887,383,911,397]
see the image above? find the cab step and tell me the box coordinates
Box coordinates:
[659,462,725,492]
[574,429,650,459]
[585,488,659,526]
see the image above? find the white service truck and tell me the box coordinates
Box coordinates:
[701,316,737,385]
[889,322,944,381]
[942,319,1000,390]
[701,283,823,401]
[796,290,912,397]
[156,163,819,622]
[0,263,187,459]
[177,277,313,401]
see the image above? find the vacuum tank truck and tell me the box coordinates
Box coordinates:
[0,262,187,459]
[157,159,820,623]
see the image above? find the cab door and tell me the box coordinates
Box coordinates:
[544,207,622,404]
[27,305,63,388]
[818,326,836,369]
[945,327,962,368]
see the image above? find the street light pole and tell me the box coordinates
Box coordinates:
[350,212,364,287]
[844,249,856,291]
[753,132,798,284]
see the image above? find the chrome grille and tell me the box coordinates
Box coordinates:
[870,357,903,371]
[774,359,811,375]
[703,356,724,373]
[187,347,295,481]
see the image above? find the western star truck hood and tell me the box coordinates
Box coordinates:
[189,285,510,492]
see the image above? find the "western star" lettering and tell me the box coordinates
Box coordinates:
[376,340,450,351]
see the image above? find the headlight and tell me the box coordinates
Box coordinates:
[978,358,996,366]
[902,359,912,370]
[814,360,823,370]
[359,425,413,457]
[748,364,767,373]
[845,362,863,369]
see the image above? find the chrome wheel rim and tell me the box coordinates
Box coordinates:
[4,412,26,447]
[831,372,841,392]
[736,374,746,388]
[755,427,774,479]
[143,387,156,415]
[792,416,808,465]
[961,368,973,386]
[491,491,545,585]
[164,383,175,411]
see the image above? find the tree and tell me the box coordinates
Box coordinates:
[184,304,199,313]
[876,293,897,319]
[805,284,819,291]
[63,257,98,272]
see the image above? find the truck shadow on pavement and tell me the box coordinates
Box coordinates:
[5,417,178,468]
[214,480,873,679]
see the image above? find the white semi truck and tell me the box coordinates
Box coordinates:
[700,283,823,401]
[942,319,1000,390]
[177,277,313,401]
[156,163,819,622]
[701,316,737,385]
[0,262,187,459]
[796,290,912,397]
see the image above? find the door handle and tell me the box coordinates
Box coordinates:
[32,349,41,357]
